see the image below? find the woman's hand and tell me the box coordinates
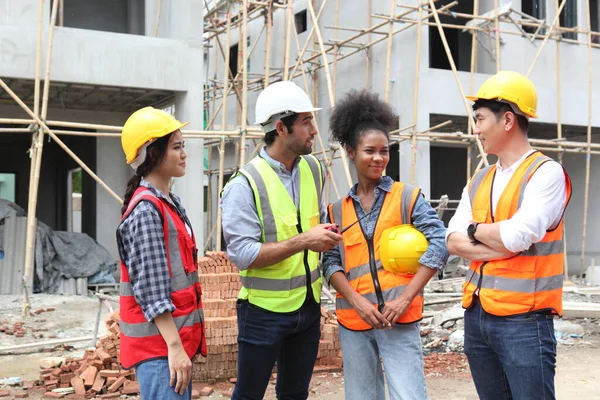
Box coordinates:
[350,293,391,329]
[168,343,192,395]
[381,296,411,325]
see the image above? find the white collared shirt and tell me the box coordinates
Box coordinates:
[446,150,569,252]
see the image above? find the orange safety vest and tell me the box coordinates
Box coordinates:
[118,187,207,369]
[329,182,424,331]
[462,151,572,316]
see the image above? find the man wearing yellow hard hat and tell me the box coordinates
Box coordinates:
[447,71,572,399]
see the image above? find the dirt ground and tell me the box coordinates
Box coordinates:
[1,295,599,399]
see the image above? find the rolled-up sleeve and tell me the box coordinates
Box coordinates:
[499,161,568,252]
[412,195,449,271]
[117,203,175,322]
[219,176,263,271]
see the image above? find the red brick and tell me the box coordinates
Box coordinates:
[200,386,214,396]
[45,379,59,387]
[46,307,56,312]
[0,390,8,397]
[121,381,140,395]
[221,390,233,398]
[65,395,86,400]
[70,377,86,396]
[60,373,74,384]
[107,376,126,393]
[98,370,120,378]
[96,348,111,364]
[91,375,105,393]
[81,366,97,387]
[14,391,29,398]
[23,380,36,389]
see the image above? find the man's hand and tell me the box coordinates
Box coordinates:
[167,343,192,395]
[381,296,411,325]
[350,293,391,329]
[301,224,343,253]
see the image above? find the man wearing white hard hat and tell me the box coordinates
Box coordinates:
[220,81,342,400]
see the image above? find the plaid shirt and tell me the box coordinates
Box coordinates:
[117,180,193,322]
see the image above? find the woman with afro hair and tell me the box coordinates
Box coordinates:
[322,90,448,399]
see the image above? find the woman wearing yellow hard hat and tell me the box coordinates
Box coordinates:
[322,90,449,400]
[116,107,206,399]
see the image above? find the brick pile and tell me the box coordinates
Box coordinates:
[316,308,343,368]
[194,251,344,383]
[35,311,139,399]
[194,251,240,383]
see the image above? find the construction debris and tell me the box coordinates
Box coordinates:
[27,311,138,399]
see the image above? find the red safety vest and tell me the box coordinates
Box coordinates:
[462,151,572,316]
[329,182,424,331]
[118,186,206,369]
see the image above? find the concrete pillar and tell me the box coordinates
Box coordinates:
[168,0,205,247]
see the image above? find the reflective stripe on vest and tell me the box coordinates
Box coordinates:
[120,309,205,338]
[235,155,323,312]
[329,182,424,330]
[463,151,572,317]
[336,285,408,310]
[240,267,320,291]
[118,187,206,368]
[465,269,563,293]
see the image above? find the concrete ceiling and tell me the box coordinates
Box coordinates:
[0,78,175,113]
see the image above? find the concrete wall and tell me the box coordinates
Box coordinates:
[1,0,205,261]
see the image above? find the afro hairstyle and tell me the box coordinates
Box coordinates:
[329,89,399,150]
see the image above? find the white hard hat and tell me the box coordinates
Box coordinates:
[254,81,321,132]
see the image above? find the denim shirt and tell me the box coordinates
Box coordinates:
[321,176,449,283]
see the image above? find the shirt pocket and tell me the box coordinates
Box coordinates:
[180,234,197,274]
[277,213,299,237]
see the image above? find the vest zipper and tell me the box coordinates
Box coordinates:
[296,210,315,303]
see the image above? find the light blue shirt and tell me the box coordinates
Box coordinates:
[322,176,449,283]
[219,147,327,270]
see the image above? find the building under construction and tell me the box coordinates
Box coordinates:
[0,0,600,293]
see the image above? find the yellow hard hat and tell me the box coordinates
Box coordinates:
[466,70,538,118]
[121,107,189,164]
[380,225,429,274]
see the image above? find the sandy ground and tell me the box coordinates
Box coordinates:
[1,295,599,399]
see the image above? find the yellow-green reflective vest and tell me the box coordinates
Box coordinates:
[236,154,323,312]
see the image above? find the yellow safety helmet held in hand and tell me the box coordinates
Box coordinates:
[121,106,189,165]
[466,70,538,119]
[380,225,429,274]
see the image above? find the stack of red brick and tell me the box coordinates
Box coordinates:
[316,308,343,368]
[195,251,240,383]
[35,311,140,399]
[194,251,344,383]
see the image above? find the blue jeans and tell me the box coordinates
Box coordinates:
[464,297,557,400]
[136,358,192,400]
[338,323,428,400]
[232,299,321,400]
